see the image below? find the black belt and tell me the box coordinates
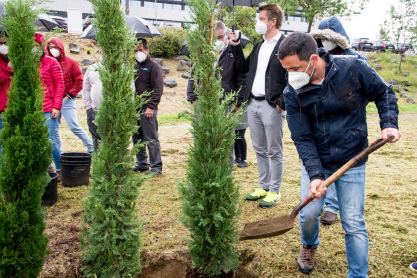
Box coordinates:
[251,94,266,101]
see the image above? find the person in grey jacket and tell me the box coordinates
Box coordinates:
[82,52,103,153]
[310,17,368,225]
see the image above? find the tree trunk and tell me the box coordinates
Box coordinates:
[399,53,403,71]
[307,18,314,33]
[126,0,129,15]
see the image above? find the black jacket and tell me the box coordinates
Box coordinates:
[134,55,163,110]
[231,34,286,110]
[187,44,247,106]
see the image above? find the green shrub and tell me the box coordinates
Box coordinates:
[80,0,145,276]
[149,27,186,58]
[0,0,51,276]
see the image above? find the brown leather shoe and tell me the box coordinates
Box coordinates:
[320,211,337,225]
[56,170,62,182]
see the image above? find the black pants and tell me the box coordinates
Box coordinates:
[86,108,101,153]
[132,109,163,172]
[234,128,247,161]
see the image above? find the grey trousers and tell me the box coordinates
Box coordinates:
[247,98,284,193]
[132,109,163,172]
[86,108,101,153]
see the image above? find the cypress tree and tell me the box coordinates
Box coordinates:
[80,0,144,276]
[0,0,51,276]
[178,0,242,276]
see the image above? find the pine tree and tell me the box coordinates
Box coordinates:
[80,0,144,276]
[0,0,51,276]
[178,0,242,276]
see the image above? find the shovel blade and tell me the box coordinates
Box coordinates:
[239,215,294,241]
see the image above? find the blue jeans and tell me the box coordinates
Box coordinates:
[299,163,368,278]
[44,113,62,171]
[55,98,93,153]
[324,184,339,214]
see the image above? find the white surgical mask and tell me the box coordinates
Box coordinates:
[32,47,43,58]
[255,20,272,35]
[50,48,60,58]
[135,51,146,63]
[287,57,316,90]
[0,44,8,55]
[214,40,225,52]
[322,40,337,51]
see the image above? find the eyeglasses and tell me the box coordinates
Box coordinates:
[217,34,225,40]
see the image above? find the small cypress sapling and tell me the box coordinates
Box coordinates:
[0,0,51,276]
[80,0,145,276]
[178,0,242,276]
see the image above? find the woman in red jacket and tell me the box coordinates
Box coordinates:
[34,33,64,174]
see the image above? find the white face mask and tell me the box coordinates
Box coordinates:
[214,40,225,52]
[50,48,60,58]
[255,19,272,35]
[0,44,8,55]
[322,40,337,51]
[135,51,147,63]
[287,57,316,90]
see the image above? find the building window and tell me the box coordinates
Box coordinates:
[172,4,182,10]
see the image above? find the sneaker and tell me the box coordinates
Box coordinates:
[234,158,241,164]
[259,192,281,208]
[410,262,417,271]
[320,211,337,225]
[132,165,149,172]
[145,169,162,175]
[237,160,247,168]
[297,244,317,274]
[56,170,62,182]
[244,188,268,201]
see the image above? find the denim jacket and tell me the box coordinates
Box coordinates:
[284,49,399,180]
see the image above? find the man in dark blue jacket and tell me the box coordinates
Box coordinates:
[310,17,367,225]
[278,32,400,277]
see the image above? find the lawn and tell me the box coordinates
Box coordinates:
[38,51,417,277]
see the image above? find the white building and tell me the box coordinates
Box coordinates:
[43,0,317,33]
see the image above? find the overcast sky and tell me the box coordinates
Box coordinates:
[325,0,413,42]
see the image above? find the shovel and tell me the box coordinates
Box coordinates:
[239,135,395,241]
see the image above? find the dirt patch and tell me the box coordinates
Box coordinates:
[139,250,257,278]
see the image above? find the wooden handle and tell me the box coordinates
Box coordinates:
[289,135,394,222]
[312,135,395,196]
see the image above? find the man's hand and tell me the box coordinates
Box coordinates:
[229,32,240,46]
[7,61,11,68]
[145,107,154,118]
[382,128,401,143]
[51,108,60,119]
[309,179,327,201]
[234,105,239,112]
[276,105,282,113]
[64,96,71,100]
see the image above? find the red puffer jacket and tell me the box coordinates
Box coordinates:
[47,37,83,98]
[0,55,13,113]
[39,54,64,112]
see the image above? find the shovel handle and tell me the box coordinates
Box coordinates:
[288,135,394,222]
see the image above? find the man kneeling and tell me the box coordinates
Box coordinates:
[278,32,400,277]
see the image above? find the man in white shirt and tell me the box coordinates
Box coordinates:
[82,51,103,153]
[230,4,287,208]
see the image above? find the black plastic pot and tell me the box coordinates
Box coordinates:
[60,152,91,187]
[42,172,59,206]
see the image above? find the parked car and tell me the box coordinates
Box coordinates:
[372,40,387,52]
[351,38,373,51]
[83,14,96,30]
[50,15,67,32]
[382,41,396,52]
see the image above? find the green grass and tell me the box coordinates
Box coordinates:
[158,111,190,126]
[366,51,416,113]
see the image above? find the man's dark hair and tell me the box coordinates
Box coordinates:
[278,32,318,62]
[137,38,149,50]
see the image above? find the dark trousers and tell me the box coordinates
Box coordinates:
[234,128,247,161]
[132,109,162,171]
[86,108,101,153]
